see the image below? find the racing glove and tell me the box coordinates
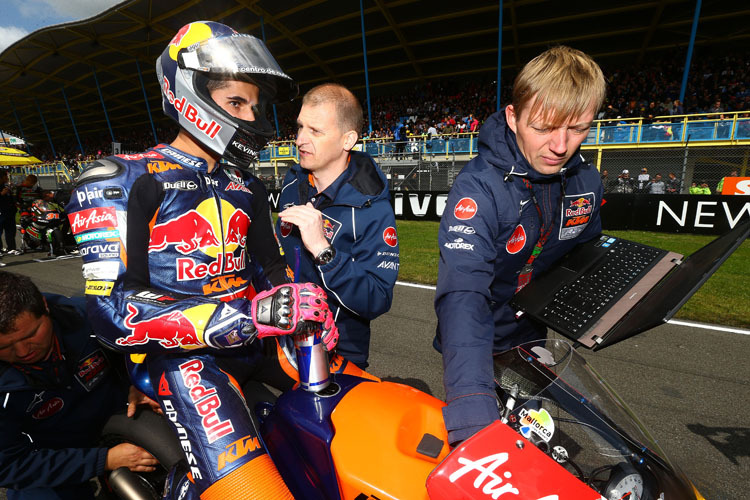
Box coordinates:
[205,283,338,350]
[256,283,339,351]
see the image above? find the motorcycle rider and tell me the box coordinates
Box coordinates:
[434,46,606,446]
[65,21,337,499]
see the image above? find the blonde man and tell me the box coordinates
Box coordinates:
[435,46,606,445]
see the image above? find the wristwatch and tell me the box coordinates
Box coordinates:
[314,245,336,266]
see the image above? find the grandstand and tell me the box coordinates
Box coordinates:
[2,0,749,196]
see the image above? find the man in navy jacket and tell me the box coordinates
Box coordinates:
[0,272,156,499]
[278,83,399,371]
[435,46,607,445]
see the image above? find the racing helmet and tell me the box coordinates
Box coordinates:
[156,21,298,168]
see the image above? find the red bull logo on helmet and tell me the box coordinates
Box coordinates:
[118,303,201,349]
[162,76,222,140]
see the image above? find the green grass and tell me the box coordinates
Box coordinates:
[396,220,750,328]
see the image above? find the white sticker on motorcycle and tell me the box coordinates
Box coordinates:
[448,452,520,498]
[519,408,554,442]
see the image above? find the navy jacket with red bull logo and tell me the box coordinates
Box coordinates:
[65,144,290,354]
[276,151,398,368]
[435,109,603,444]
[0,294,127,493]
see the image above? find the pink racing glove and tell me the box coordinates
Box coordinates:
[320,307,339,352]
[251,283,338,350]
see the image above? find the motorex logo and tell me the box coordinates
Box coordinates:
[75,229,120,244]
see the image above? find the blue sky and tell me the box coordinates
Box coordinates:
[0,0,124,52]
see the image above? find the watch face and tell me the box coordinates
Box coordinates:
[316,247,334,265]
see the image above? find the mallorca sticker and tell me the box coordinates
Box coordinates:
[518,407,554,442]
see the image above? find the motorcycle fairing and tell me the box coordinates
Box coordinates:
[330,378,449,499]
[426,420,604,500]
[260,374,450,500]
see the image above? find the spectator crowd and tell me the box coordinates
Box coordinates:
[9,48,750,164]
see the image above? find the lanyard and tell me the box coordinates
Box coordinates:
[515,178,561,292]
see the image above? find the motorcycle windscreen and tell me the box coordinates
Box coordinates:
[483,339,701,500]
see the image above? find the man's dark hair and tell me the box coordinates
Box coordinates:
[0,272,47,334]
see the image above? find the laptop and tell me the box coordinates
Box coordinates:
[511,219,750,350]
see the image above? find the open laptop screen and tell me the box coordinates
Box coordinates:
[595,219,750,350]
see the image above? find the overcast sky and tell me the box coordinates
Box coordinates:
[0,0,124,52]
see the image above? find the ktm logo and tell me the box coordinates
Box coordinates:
[202,275,248,295]
[217,434,261,471]
[565,215,590,226]
[147,161,183,174]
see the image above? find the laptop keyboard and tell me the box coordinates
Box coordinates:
[541,240,664,335]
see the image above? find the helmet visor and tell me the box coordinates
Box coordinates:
[178,34,295,100]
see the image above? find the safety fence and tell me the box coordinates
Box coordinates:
[258,110,750,163]
[5,111,749,196]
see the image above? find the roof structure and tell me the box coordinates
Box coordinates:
[1,0,748,151]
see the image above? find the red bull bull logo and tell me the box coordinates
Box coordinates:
[118,303,201,349]
[565,196,593,217]
[323,219,335,240]
[149,210,221,255]
[150,202,250,283]
[224,209,251,247]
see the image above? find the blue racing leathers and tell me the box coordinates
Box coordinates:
[64,144,295,495]
[0,295,127,496]
[435,109,603,445]
[276,151,398,368]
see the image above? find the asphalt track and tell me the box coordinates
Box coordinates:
[1,250,748,500]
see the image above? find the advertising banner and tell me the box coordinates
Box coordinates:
[267,191,749,235]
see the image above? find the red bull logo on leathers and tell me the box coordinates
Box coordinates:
[118,303,201,349]
[149,210,221,255]
[149,201,251,283]
[224,208,250,247]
